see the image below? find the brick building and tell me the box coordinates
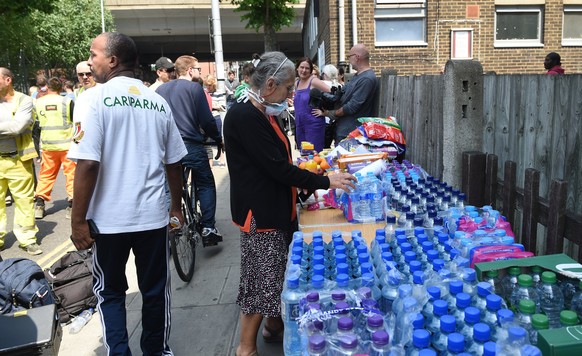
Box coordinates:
[303,0,582,75]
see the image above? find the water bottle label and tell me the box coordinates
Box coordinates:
[282,302,300,322]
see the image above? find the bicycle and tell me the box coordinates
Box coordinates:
[169,144,223,282]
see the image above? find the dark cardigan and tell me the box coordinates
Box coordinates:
[223,100,330,232]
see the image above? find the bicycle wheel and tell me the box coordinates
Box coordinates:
[170,171,197,282]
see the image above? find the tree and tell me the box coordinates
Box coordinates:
[231,0,299,52]
[0,0,56,16]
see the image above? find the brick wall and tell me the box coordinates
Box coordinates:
[313,0,581,75]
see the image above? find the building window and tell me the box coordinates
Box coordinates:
[494,6,544,48]
[374,1,427,46]
[563,6,582,46]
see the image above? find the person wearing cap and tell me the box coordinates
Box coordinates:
[149,56,175,91]
[74,61,96,99]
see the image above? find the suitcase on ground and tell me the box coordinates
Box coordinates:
[0,304,62,355]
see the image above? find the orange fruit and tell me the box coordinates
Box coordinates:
[320,160,330,170]
[298,162,306,170]
[313,155,323,164]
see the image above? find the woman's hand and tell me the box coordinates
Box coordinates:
[328,172,357,191]
[312,108,324,117]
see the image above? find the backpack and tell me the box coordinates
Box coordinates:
[44,250,97,323]
[0,258,55,314]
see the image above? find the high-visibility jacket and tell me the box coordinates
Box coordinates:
[8,91,37,161]
[34,93,73,151]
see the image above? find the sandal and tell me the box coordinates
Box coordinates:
[262,324,284,343]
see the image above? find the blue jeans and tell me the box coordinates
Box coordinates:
[182,142,216,229]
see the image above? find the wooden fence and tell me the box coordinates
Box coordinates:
[379,72,582,258]
[463,152,582,260]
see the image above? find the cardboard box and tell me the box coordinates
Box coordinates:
[475,253,582,281]
[537,325,582,356]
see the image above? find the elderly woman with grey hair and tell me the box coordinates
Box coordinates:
[224,51,356,356]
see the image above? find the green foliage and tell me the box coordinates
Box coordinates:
[231,0,299,32]
[0,0,56,16]
[0,0,115,82]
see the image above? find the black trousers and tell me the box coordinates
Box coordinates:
[92,226,173,356]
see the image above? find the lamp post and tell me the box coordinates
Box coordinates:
[100,0,106,33]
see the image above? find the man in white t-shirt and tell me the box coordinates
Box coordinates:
[68,32,187,356]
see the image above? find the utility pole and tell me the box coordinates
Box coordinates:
[211,0,225,93]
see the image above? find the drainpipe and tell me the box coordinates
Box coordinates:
[339,0,345,63]
[351,0,358,46]
[211,0,225,93]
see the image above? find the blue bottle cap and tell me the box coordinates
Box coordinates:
[336,244,346,255]
[502,236,515,244]
[313,245,325,256]
[473,230,487,238]
[292,230,303,240]
[427,250,439,262]
[312,230,323,238]
[380,243,391,253]
[397,235,408,245]
[419,349,437,356]
[335,262,348,275]
[433,259,445,271]
[337,316,354,331]
[449,280,464,295]
[405,251,417,262]
[358,252,370,264]
[417,234,429,245]
[494,229,506,237]
[463,268,476,282]
[372,330,390,346]
[414,227,426,237]
[313,264,325,276]
[521,345,542,356]
[291,246,303,256]
[439,269,452,279]
[401,242,413,253]
[444,242,452,253]
[381,252,394,262]
[331,230,342,239]
[290,255,301,265]
[312,237,324,247]
[357,244,368,255]
[480,237,494,245]
[450,249,461,259]
[395,228,407,237]
[497,309,515,325]
[447,333,465,353]
[427,286,441,300]
[440,314,456,333]
[313,254,324,265]
[360,262,373,274]
[454,231,466,239]
[311,275,324,289]
[336,273,349,286]
[332,290,346,301]
[376,228,386,237]
[335,253,347,264]
[456,293,471,309]
[483,341,497,356]
[398,284,413,298]
[286,276,299,289]
[508,326,527,342]
[362,272,375,286]
[473,323,491,342]
[465,307,481,324]
[438,232,449,243]
[403,296,418,311]
[386,215,397,224]
[410,260,422,273]
[422,241,434,252]
[308,334,326,351]
[477,282,493,297]
[367,313,384,327]
[352,229,362,237]
[413,329,431,348]
[433,299,448,316]
[412,312,425,329]
[486,294,502,311]
[413,271,425,284]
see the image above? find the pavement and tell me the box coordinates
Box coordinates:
[1,162,286,356]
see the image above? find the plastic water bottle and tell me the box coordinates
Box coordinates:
[362,313,386,342]
[69,308,94,334]
[282,276,303,355]
[459,307,481,344]
[529,314,548,346]
[328,301,351,333]
[409,329,432,355]
[461,268,478,297]
[537,271,564,328]
[510,275,540,312]
[493,308,515,342]
[426,299,448,334]
[444,280,464,306]
[444,332,465,355]
[432,314,456,354]
[498,326,529,353]
[307,334,328,356]
[483,341,497,356]
[392,297,419,346]
[369,330,391,356]
[482,294,503,329]
[530,266,543,289]
[517,299,535,331]
[483,270,502,295]
[570,280,582,322]
[560,310,580,327]
[336,332,361,355]
[501,267,521,301]
[521,344,543,356]
[451,293,472,323]
[392,284,413,317]
[466,323,491,355]
[422,286,441,319]
[473,282,493,316]
[385,215,397,245]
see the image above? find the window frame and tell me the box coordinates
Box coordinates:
[494,6,544,48]
[562,6,582,46]
[374,1,428,47]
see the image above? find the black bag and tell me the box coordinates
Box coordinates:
[44,250,97,323]
[0,258,55,314]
